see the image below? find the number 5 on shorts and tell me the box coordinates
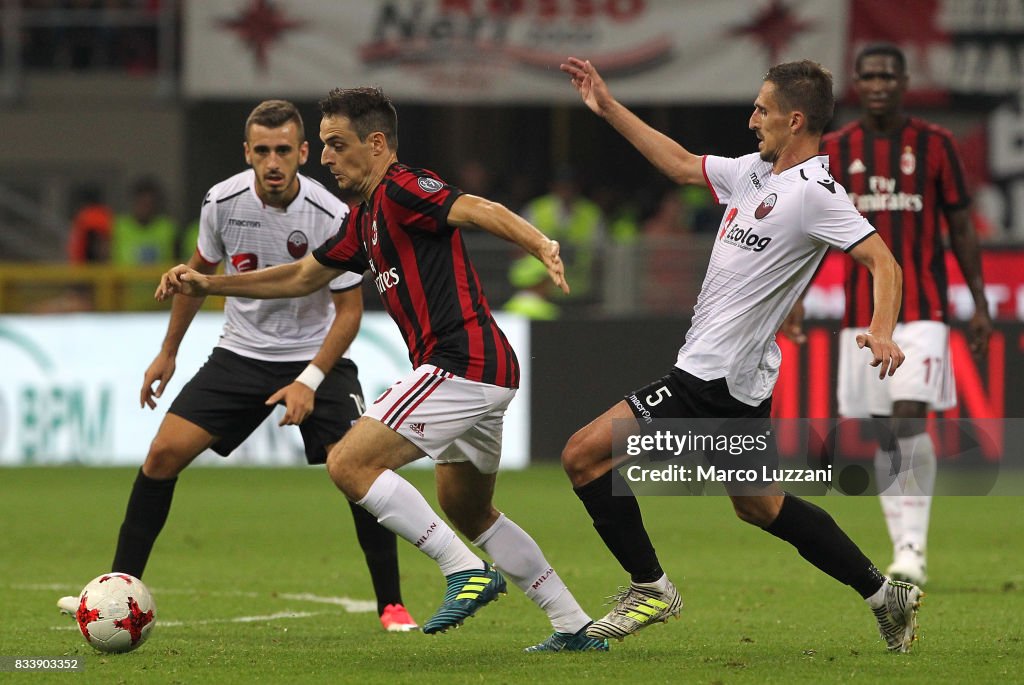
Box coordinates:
[646,386,672,406]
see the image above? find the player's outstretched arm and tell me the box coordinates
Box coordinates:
[142,252,218,409]
[560,56,703,186]
[448,194,568,294]
[849,233,905,378]
[156,254,338,302]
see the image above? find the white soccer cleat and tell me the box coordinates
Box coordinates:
[872,578,923,653]
[585,578,683,641]
[57,595,79,616]
[887,544,928,587]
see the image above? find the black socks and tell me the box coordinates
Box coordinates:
[574,469,664,584]
[348,500,402,615]
[111,468,177,578]
[764,494,885,598]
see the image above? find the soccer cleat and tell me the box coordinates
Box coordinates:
[887,543,928,587]
[585,579,683,641]
[872,578,923,653]
[57,596,79,616]
[380,603,418,632]
[421,562,507,634]
[524,621,610,653]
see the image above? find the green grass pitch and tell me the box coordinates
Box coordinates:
[1,465,1021,684]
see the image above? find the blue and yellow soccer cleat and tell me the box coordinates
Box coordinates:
[524,621,610,653]
[422,562,507,634]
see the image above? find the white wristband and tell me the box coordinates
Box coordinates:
[295,364,325,391]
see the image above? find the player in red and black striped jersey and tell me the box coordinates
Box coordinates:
[820,44,992,586]
[156,87,609,651]
[314,162,519,388]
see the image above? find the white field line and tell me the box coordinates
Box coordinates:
[275,593,376,612]
[17,584,374,611]
[52,610,330,630]
[18,582,379,626]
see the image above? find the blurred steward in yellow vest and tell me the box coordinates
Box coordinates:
[504,256,560,320]
[518,167,635,304]
[112,177,177,267]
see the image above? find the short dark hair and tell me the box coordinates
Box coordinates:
[764,60,835,135]
[245,99,304,141]
[855,43,906,75]
[319,87,398,150]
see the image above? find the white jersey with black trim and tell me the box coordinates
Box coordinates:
[197,169,362,362]
[677,153,874,406]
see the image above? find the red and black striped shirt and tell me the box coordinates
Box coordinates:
[821,117,970,327]
[313,163,519,388]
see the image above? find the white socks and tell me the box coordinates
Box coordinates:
[473,514,591,634]
[357,470,482,576]
[875,447,904,544]
[874,433,936,553]
[865,580,887,610]
[359,473,592,633]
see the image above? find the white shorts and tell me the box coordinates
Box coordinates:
[363,364,517,474]
[837,321,956,417]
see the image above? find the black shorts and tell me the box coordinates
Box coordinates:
[625,367,772,420]
[624,367,778,474]
[169,347,363,465]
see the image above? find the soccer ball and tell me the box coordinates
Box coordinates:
[73,573,156,653]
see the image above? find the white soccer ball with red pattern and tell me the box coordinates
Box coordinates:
[74,573,156,653]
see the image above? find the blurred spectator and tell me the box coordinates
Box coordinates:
[643,188,697,315]
[518,166,607,304]
[592,183,640,245]
[456,159,495,197]
[179,218,199,262]
[680,185,723,233]
[112,176,177,266]
[19,0,161,72]
[503,256,560,320]
[67,183,113,264]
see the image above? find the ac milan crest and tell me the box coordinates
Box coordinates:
[754,193,777,220]
[900,146,916,175]
[287,230,308,258]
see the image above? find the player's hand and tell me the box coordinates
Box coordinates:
[266,382,315,426]
[155,264,210,301]
[140,351,176,409]
[856,331,905,379]
[778,300,807,344]
[967,309,993,357]
[539,239,570,294]
[560,57,613,117]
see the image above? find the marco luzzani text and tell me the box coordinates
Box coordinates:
[623,430,833,484]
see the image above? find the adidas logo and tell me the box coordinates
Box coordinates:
[848,159,866,174]
[408,422,426,437]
